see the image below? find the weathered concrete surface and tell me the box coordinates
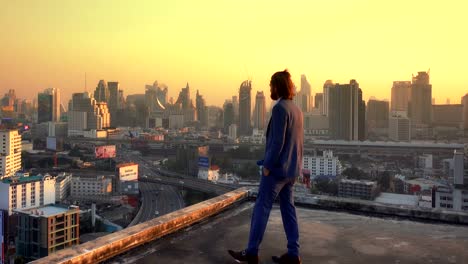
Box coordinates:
[31,188,249,264]
[111,202,468,264]
[249,189,468,225]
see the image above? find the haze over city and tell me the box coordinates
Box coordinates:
[2,0,468,106]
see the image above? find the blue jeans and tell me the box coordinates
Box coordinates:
[246,174,300,257]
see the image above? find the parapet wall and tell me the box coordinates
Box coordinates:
[291,192,468,225]
[31,187,249,264]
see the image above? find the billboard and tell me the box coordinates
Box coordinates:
[118,163,139,182]
[95,145,116,159]
[198,156,210,168]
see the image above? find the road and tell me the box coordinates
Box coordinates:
[119,150,185,226]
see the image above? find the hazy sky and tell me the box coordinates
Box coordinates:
[1,0,468,107]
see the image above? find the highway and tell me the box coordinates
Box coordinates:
[120,150,185,226]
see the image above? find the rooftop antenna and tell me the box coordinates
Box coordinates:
[85,72,87,92]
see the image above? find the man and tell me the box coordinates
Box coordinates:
[228,70,303,264]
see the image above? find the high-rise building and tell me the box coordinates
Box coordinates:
[367,99,389,136]
[196,90,208,127]
[0,130,21,179]
[223,101,235,133]
[389,112,411,141]
[253,91,266,130]
[238,80,252,136]
[461,94,468,131]
[391,81,411,112]
[314,93,323,112]
[37,88,60,123]
[94,80,109,103]
[0,174,56,215]
[409,71,432,126]
[37,93,52,124]
[232,96,239,123]
[146,81,168,111]
[16,205,80,261]
[295,74,312,113]
[107,82,120,127]
[1,89,16,108]
[107,81,119,111]
[322,80,334,116]
[68,92,111,136]
[432,104,463,128]
[328,80,365,141]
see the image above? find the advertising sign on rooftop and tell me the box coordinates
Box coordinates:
[95,145,116,159]
[198,156,210,168]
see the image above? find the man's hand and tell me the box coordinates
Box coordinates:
[263,167,270,176]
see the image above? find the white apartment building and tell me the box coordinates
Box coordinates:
[0,130,22,179]
[71,176,112,196]
[302,150,342,178]
[435,151,468,211]
[389,112,411,142]
[55,173,72,203]
[0,173,56,215]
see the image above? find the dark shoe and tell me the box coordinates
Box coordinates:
[228,249,259,264]
[272,253,301,264]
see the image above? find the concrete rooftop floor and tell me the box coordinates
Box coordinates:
[108,202,468,264]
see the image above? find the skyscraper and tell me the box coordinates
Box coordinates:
[196,90,208,127]
[238,80,252,136]
[37,93,52,124]
[328,80,365,141]
[37,88,60,123]
[253,91,266,130]
[391,81,411,113]
[462,94,468,131]
[409,71,432,126]
[314,93,323,112]
[322,80,334,116]
[68,92,110,136]
[108,82,120,126]
[223,101,235,133]
[294,74,312,113]
[107,81,120,112]
[367,99,389,136]
[94,80,109,103]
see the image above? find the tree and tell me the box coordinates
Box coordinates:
[377,171,392,192]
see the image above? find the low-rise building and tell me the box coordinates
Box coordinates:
[55,173,72,203]
[338,179,379,200]
[303,150,342,179]
[0,173,56,215]
[15,205,80,261]
[71,176,112,196]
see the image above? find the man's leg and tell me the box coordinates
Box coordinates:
[278,178,299,257]
[246,175,285,256]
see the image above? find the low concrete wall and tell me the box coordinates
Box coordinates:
[32,187,249,264]
[249,189,468,225]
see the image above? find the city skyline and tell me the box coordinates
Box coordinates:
[1,1,468,106]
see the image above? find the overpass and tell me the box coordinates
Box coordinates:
[67,136,464,157]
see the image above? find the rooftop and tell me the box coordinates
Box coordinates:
[16,205,78,218]
[1,174,51,185]
[32,188,468,264]
[112,202,468,264]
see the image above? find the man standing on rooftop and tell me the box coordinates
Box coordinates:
[229,70,303,264]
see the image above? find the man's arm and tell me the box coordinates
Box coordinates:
[263,105,288,172]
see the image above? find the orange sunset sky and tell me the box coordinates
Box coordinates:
[1,0,468,107]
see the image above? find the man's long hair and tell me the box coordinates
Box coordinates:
[270,70,295,100]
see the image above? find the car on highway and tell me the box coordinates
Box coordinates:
[179,180,184,184]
